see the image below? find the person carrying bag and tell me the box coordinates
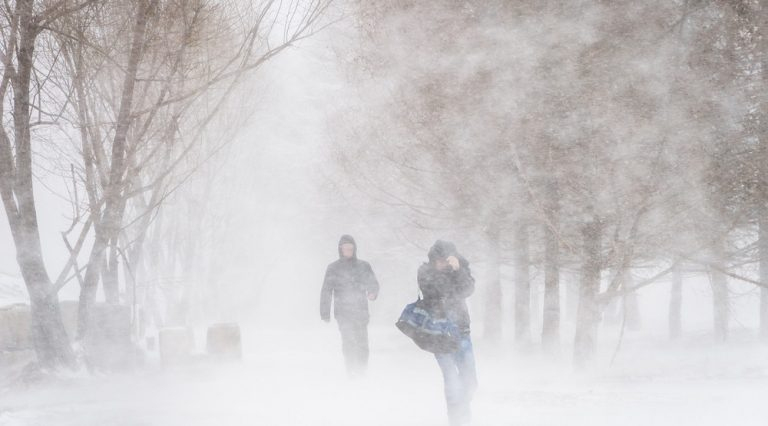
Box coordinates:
[396,240,477,426]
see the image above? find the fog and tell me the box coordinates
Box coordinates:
[2,1,768,425]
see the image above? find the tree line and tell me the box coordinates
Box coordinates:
[331,0,768,366]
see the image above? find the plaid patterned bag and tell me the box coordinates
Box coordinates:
[396,297,461,353]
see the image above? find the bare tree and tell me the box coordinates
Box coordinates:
[0,0,100,368]
[48,0,333,342]
[1,0,334,367]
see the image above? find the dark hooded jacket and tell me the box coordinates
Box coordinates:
[320,235,380,322]
[418,240,475,334]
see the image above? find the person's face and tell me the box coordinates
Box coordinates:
[340,243,355,258]
[435,257,449,271]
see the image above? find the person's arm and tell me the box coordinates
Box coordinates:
[364,261,380,301]
[320,265,334,321]
[451,256,475,298]
[418,264,438,299]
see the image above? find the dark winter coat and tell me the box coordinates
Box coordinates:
[417,240,475,334]
[320,235,380,323]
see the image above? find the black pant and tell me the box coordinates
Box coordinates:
[337,319,369,375]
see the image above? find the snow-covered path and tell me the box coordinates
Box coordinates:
[1,325,766,426]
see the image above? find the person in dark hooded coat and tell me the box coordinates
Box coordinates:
[418,240,477,426]
[320,235,380,375]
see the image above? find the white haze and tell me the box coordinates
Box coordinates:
[1,2,767,426]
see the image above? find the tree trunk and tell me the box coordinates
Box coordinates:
[78,232,108,339]
[78,0,154,340]
[759,4,768,343]
[30,291,74,367]
[574,219,601,369]
[669,263,683,340]
[622,270,641,331]
[145,209,168,328]
[710,240,729,343]
[760,214,768,341]
[17,248,74,367]
[514,222,531,342]
[0,0,74,368]
[542,181,560,350]
[565,277,579,322]
[103,237,120,305]
[483,224,502,341]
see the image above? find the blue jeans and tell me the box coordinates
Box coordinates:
[435,336,477,425]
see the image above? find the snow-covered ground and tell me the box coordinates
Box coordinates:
[1,324,766,426]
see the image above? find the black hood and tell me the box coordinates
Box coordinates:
[428,239,457,263]
[338,234,357,259]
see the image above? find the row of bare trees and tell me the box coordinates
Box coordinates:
[333,1,768,366]
[1,0,332,369]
